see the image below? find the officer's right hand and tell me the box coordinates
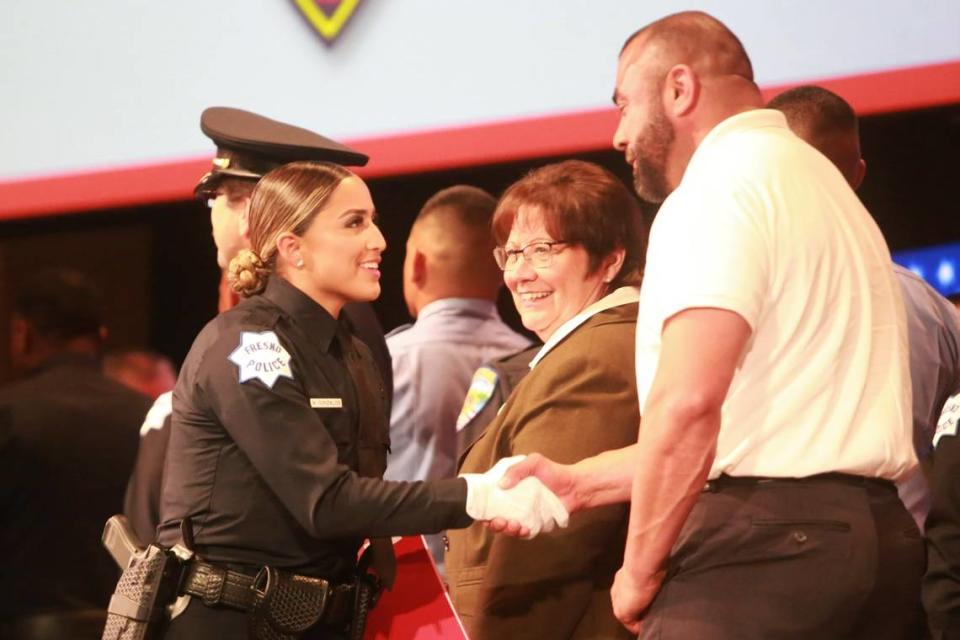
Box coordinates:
[460,456,569,539]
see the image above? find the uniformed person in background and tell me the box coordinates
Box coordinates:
[123,108,394,544]
[768,85,960,532]
[384,185,530,571]
[0,270,151,639]
[154,160,568,638]
[385,185,530,485]
[927,395,960,639]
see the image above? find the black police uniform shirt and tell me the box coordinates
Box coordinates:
[156,276,470,579]
[123,300,394,545]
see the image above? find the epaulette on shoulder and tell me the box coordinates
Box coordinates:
[494,344,541,366]
[229,296,284,329]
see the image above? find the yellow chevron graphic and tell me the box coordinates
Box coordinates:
[293,0,362,43]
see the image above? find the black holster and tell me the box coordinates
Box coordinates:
[101,544,186,640]
[242,566,382,640]
[247,567,344,640]
[348,572,382,640]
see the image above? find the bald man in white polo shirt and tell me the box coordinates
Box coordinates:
[497,10,922,639]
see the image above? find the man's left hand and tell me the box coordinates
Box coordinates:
[610,566,664,634]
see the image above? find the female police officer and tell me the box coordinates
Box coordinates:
[154,161,567,638]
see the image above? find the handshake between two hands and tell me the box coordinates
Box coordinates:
[460,455,569,539]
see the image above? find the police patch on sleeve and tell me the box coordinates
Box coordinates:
[934,392,960,448]
[456,366,499,432]
[228,331,294,388]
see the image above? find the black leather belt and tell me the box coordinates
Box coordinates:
[181,562,259,611]
[180,561,356,627]
[704,471,897,493]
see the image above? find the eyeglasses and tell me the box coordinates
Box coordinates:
[493,241,569,271]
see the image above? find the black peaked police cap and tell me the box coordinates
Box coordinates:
[194,107,369,198]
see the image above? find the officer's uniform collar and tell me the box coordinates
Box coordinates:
[261,276,339,352]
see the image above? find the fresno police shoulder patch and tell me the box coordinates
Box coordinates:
[934,392,960,448]
[228,330,294,389]
[456,366,499,432]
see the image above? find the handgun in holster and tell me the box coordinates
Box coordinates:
[100,515,194,640]
[348,542,386,640]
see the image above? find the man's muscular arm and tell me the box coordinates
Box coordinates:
[612,307,751,632]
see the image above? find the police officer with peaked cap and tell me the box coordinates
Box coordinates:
[123,107,394,545]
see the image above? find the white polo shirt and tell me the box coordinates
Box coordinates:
[636,109,916,481]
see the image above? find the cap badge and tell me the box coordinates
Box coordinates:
[212,157,231,170]
[292,0,362,44]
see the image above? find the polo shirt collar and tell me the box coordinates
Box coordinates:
[697,108,788,153]
[416,298,498,323]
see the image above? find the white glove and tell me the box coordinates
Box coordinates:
[461,455,570,539]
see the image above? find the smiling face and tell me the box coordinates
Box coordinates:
[503,205,610,341]
[291,176,386,315]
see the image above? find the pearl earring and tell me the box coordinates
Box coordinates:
[296,258,304,268]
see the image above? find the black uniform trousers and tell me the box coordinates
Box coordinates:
[639,474,925,640]
[163,600,348,640]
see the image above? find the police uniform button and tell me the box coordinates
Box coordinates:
[792,531,808,544]
[442,535,450,552]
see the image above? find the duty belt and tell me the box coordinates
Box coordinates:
[180,561,355,627]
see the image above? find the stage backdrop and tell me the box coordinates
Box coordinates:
[2,0,959,218]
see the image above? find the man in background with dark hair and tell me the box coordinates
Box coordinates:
[768,84,960,532]
[0,269,151,637]
[385,186,531,567]
[767,85,866,189]
[770,86,960,639]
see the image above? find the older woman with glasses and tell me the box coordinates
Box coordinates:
[446,159,648,639]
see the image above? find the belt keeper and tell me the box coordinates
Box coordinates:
[198,564,227,607]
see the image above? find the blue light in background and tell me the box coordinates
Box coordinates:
[938,260,956,290]
[892,242,960,297]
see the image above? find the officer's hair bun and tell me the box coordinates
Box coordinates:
[228,249,270,297]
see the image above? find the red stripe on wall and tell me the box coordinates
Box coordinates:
[0,159,213,222]
[1,59,957,221]
[759,59,960,115]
